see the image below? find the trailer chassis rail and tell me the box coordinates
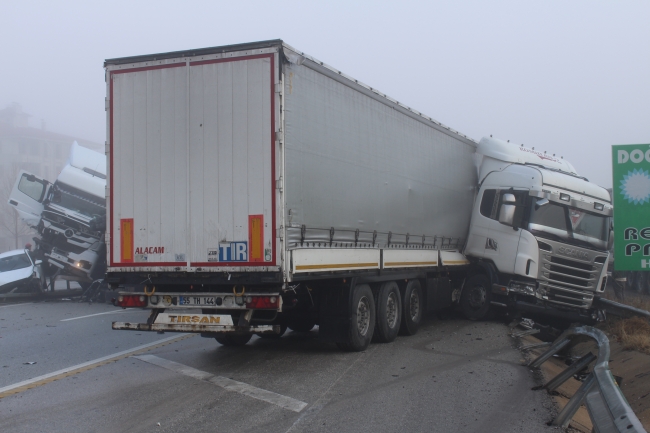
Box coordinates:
[112,322,279,334]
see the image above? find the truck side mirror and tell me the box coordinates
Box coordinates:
[498,193,517,226]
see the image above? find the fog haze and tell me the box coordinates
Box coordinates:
[2,0,649,188]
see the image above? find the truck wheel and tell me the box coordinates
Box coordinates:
[461,274,492,321]
[337,284,375,352]
[374,281,402,343]
[215,334,252,346]
[287,317,316,333]
[400,280,423,336]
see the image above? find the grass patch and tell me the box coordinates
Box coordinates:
[607,316,650,355]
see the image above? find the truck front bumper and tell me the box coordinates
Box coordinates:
[514,300,602,323]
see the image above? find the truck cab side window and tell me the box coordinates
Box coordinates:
[18,174,46,202]
[479,189,498,219]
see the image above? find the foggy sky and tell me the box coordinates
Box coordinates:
[2,0,649,189]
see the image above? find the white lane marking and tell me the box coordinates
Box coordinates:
[0,303,33,309]
[134,354,308,413]
[209,376,307,412]
[60,309,139,321]
[0,334,188,395]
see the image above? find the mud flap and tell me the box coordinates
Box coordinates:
[317,279,354,344]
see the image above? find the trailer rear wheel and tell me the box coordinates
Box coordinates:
[215,334,252,346]
[374,281,402,343]
[461,274,492,320]
[399,280,423,336]
[337,284,375,352]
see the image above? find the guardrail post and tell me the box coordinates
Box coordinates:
[551,373,596,428]
[544,352,597,392]
[528,337,571,368]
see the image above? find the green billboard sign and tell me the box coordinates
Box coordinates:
[612,144,650,271]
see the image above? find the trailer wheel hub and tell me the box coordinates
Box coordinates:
[408,290,420,321]
[468,285,487,309]
[356,295,371,336]
[386,292,398,328]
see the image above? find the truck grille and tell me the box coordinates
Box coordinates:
[546,284,593,307]
[536,238,606,310]
[547,257,593,288]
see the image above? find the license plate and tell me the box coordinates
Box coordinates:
[178,296,217,306]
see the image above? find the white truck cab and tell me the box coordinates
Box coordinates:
[463,137,613,321]
[8,142,107,282]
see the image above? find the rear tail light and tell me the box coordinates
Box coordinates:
[116,294,148,308]
[245,296,280,309]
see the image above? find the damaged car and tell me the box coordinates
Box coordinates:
[0,249,46,295]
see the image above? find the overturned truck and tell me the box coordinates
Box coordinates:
[9,142,107,289]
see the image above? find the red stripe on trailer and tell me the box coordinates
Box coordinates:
[189,53,274,67]
[110,62,186,75]
[270,53,276,266]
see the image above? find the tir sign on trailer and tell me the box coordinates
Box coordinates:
[107,54,276,270]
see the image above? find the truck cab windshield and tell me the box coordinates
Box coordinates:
[527,198,609,250]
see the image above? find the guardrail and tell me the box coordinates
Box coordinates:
[526,326,646,432]
[596,297,650,319]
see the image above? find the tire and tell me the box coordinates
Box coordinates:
[374,281,402,343]
[337,284,375,352]
[215,334,252,346]
[287,317,316,333]
[258,324,287,339]
[400,280,423,336]
[461,274,492,320]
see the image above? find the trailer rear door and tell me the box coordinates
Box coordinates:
[108,51,277,271]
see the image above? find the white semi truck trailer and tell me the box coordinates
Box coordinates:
[106,40,612,351]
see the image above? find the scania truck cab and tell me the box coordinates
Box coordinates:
[463,137,613,322]
[8,142,107,283]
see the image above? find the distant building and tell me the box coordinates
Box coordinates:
[0,103,103,251]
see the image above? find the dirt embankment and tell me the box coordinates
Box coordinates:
[602,294,650,428]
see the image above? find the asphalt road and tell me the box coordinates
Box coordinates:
[0,301,557,433]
